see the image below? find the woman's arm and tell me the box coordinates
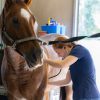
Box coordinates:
[48,71,72,87]
[44,55,78,68]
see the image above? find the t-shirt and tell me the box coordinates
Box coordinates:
[69,45,100,100]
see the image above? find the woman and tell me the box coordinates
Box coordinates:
[44,36,100,100]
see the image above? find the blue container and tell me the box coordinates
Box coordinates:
[41,25,61,34]
[60,25,66,35]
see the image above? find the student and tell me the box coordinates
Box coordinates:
[44,36,100,100]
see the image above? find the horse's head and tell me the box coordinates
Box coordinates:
[1,0,43,69]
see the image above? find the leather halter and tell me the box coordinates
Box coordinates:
[2,31,46,49]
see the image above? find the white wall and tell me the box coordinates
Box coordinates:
[30,0,74,36]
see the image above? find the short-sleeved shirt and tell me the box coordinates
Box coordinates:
[69,45,100,100]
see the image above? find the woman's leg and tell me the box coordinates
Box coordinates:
[65,85,73,100]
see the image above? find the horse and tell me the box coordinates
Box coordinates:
[0,0,49,100]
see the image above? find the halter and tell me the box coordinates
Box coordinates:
[2,31,46,49]
[1,8,46,49]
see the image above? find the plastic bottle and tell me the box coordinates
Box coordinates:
[48,17,51,25]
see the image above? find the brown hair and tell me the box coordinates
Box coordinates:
[52,36,75,49]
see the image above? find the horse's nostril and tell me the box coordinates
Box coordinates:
[32,53,37,61]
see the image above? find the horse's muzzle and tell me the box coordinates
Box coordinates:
[24,48,43,69]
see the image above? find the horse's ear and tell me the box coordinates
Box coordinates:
[22,0,32,6]
[16,0,32,6]
[4,0,15,11]
[4,0,32,10]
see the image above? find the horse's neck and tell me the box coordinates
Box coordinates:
[42,46,50,59]
[42,45,61,77]
[42,45,60,60]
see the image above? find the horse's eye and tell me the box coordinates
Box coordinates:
[12,17,19,24]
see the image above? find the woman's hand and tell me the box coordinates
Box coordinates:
[43,58,63,68]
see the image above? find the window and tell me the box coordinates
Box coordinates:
[73,0,100,91]
[78,0,100,36]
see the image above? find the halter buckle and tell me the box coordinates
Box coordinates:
[12,42,17,49]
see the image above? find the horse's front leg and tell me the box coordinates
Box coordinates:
[7,91,24,100]
[35,82,47,100]
[35,74,48,100]
[6,77,24,100]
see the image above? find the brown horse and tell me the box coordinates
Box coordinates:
[0,0,49,100]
